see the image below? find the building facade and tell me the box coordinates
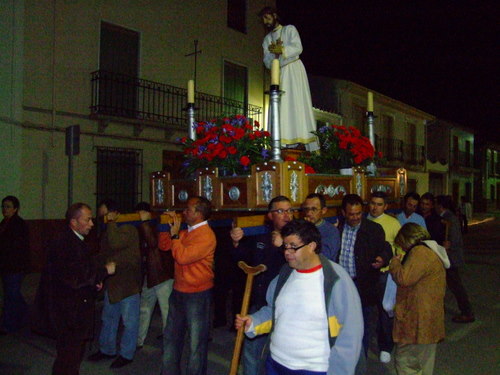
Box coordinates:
[309,77,435,195]
[474,137,500,211]
[1,0,274,219]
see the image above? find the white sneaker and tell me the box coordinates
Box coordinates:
[380,351,391,363]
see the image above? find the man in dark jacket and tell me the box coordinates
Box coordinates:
[230,195,292,375]
[338,194,392,357]
[0,195,30,333]
[49,203,115,375]
[418,192,446,243]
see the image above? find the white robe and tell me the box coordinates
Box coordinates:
[263,25,319,151]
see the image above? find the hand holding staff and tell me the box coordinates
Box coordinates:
[229,261,267,375]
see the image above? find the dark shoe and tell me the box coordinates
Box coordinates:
[88,351,116,361]
[452,314,475,323]
[110,356,133,369]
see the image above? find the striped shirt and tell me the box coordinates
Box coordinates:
[339,224,360,278]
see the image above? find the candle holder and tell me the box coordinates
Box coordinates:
[366,111,377,176]
[184,103,197,140]
[267,85,284,162]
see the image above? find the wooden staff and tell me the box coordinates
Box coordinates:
[103,212,181,224]
[229,261,267,375]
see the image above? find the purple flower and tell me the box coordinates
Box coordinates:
[261,149,270,159]
[319,126,328,133]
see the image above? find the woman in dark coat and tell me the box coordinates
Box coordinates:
[0,195,30,333]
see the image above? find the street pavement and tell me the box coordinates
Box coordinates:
[1,215,499,375]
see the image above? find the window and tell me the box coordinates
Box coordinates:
[223,61,248,116]
[98,22,140,118]
[352,105,366,135]
[96,147,143,212]
[227,0,247,33]
[452,136,459,165]
[380,115,394,139]
[465,140,471,167]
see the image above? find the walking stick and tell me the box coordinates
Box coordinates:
[229,261,267,375]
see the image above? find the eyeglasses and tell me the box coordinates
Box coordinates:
[301,207,319,213]
[281,242,310,253]
[270,208,295,215]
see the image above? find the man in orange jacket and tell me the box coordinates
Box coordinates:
[161,196,216,375]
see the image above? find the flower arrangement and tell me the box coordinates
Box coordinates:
[178,115,271,176]
[298,124,378,173]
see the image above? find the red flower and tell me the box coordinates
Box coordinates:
[233,128,245,140]
[222,124,234,132]
[305,165,316,174]
[218,149,228,159]
[227,146,237,154]
[219,135,232,143]
[240,155,251,166]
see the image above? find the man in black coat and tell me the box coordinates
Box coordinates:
[338,194,392,357]
[48,203,115,375]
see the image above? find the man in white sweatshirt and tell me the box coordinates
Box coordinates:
[235,219,363,375]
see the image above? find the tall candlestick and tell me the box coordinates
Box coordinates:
[187,79,195,104]
[367,91,374,112]
[271,59,280,86]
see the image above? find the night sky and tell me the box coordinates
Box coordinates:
[276,0,498,142]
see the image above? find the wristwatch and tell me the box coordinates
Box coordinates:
[171,234,179,240]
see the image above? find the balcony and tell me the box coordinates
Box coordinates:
[375,137,425,167]
[451,150,474,168]
[90,70,262,128]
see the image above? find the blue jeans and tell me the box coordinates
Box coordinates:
[1,273,28,332]
[137,278,173,346]
[99,291,140,360]
[265,356,327,375]
[242,334,268,375]
[161,288,212,375]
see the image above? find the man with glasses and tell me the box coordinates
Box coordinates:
[230,195,293,375]
[235,219,363,375]
[301,193,340,261]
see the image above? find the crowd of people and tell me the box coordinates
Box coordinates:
[0,188,476,375]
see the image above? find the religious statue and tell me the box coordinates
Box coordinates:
[259,7,319,151]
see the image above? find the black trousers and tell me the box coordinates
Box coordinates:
[446,267,473,316]
[52,336,86,375]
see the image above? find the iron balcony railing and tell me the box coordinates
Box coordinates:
[90,70,263,127]
[451,150,474,168]
[375,137,425,166]
[402,143,425,166]
[375,137,403,162]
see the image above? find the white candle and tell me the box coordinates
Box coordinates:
[367,91,374,112]
[271,59,280,86]
[187,80,195,104]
